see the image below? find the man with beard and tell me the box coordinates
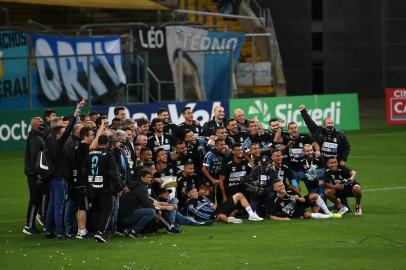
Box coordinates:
[175,107,202,140]
[268,118,288,146]
[299,105,350,165]
[202,139,229,202]
[226,118,247,145]
[219,143,251,202]
[202,106,227,137]
[157,108,178,136]
[147,118,175,157]
[171,140,194,172]
[298,144,325,196]
[275,121,320,181]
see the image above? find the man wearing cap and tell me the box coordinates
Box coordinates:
[244,155,278,217]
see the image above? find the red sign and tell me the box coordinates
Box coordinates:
[386,88,406,125]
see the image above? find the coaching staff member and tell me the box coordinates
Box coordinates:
[23,117,46,235]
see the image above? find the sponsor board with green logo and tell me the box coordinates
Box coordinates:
[0,106,88,150]
[229,93,359,132]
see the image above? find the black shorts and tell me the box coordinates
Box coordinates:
[292,195,312,218]
[335,183,358,198]
[217,199,236,216]
[72,187,89,211]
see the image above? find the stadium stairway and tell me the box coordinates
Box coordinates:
[178,0,274,97]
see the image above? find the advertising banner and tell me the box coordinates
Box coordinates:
[165,26,245,100]
[0,106,85,150]
[92,100,229,126]
[133,27,174,100]
[386,88,406,125]
[229,93,360,132]
[0,31,29,109]
[31,34,126,107]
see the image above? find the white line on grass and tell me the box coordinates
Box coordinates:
[348,131,406,138]
[0,219,24,223]
[363,186,406,192]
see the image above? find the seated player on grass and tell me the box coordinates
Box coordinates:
[185,185,263,224]
[324,157,363,216]
[269,180,342,221]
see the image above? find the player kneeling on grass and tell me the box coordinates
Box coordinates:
[324,157,362,216]
[185,185,263,224]
[269,180,342,221]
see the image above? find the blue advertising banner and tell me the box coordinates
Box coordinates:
[31,34,126,107]
[92,100,229,126]
[0,31,29,109]
[165,26,245,101]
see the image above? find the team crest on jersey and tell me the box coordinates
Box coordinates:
[169,168,173,174]
[195,128,199,132]
[165,139,168,143]
[242,165,246,170]
[232,167,236,172]
[333,138,337,142]
[299,143,303,147]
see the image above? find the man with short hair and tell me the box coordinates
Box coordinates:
[269,181,341,220]
[137,118,151,137]
[298,144,325,196]
[202,139,229,201]
[157,108,178,136]
[275,121,320,181]
[114,106,127,121]
[84,135,123,243]
[175,107,202,140]
[202,105,226,137]
[117,169,156,238]
[72,124,104,239]
[176,162,201,210]
[219,143,251,202]
[171,140,194,172]
[271,150,300,193]
[147,118,175,156]
[226,118,247,145]
[324,157,362,215]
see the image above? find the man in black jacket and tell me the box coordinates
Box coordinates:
[23,116,46,235]
[299,104,350,165]
[45,100,85,239]
[201,105,226,137]
[118,169,156,238]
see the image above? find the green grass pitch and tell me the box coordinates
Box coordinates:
[0,117,405,270]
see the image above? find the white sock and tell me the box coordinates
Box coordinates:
[78,229,87,236]
[315,196,330,214]
[311,213,332,219]
[245,206,255,216]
